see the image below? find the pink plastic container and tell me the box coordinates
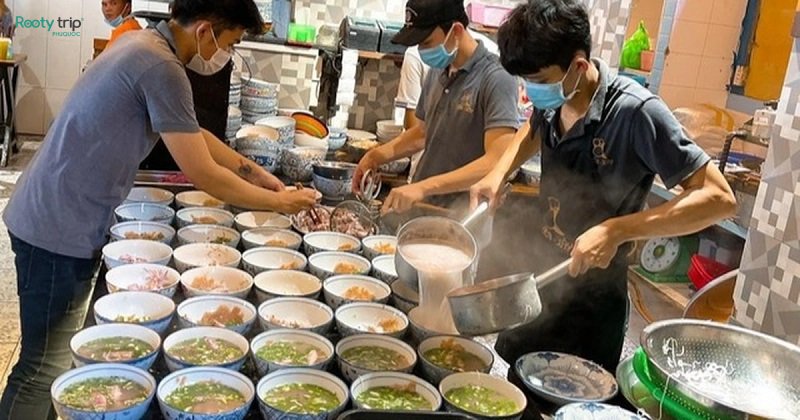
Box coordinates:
[467,2,513,28]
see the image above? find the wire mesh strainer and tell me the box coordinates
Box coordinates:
[330,200,378,239]
[641,319,800,419]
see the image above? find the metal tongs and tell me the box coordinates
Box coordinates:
[356,169,382,204]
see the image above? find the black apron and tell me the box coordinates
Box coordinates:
[495,106,632,375]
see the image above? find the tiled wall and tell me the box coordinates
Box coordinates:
[733,33,800,345]
[658,0,747,109]
[586,0,634,69]
[235,47,319,110]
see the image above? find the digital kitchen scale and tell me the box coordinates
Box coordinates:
[634,236,698,283]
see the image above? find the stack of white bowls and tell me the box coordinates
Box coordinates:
[229,73,242,107]
[226,106,243,147]
[241,77,279,124]
[376,120,404,143]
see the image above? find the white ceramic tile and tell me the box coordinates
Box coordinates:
[669,20,708,55]
[696,56,733,90]
[693,88,729,108]
[676,0,713,23]
[659,85,698,109]
[704,24,741,60]
[15,86,45,135]
[662,52,702,87]
[43,88,71,129]
[15,34,48,88]
[45,38,82,89]
[711,0,748,27]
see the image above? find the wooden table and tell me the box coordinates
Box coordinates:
[0,54,26,167]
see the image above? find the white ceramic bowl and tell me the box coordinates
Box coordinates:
[125,187,174,206]
[163,326,249,372]
[370,254,398,284]
[114,203,175,224]
[308,252,371,280]
[177,224,241,248]
[94,291,175,335]
[175,190,226,209]
[172,243,242,273]
[250,330,334,377]
[253,270,322,303]
[335,334,417,383]
[258,297,334,334]
[109,221,176,245]
[157,366,254,420]
[242,247,308,276]
[257,368,348,419]
[234,211,292,232]
[335,302,408,339]
[391,279,419,315]
[102,239,173,270]
[177,295,257,335]
[180,266,253,299]
[408,307,460,346]
[52,363,156,420]
[303,232,362,256]
[70,323,162,370]
[439,372,527,420]
[241,228,302,250]
[350,372,441,411]
[105,263,181,297]
[418,335,495,386]
[361,235,397,260]
[281,147,327,182]
[175,207,235,229]
[323,275,391,310]
[294,131,329,151]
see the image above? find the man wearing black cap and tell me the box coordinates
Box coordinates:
[354,0,520,240]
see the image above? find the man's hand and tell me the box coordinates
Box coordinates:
[352,151,380,194]
[275,189,318,214]
[569,221,625,277]
[469,170,507,211]
[238,159,285,192]
[381,183,426,215]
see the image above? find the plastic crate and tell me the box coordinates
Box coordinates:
[467,2,513,28]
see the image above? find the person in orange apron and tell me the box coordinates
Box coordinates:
[471,1,737,417]
[103,0,142,48]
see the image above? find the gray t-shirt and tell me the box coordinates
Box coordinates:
[4,22,199,258]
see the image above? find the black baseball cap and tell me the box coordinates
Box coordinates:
[392,0,469,46]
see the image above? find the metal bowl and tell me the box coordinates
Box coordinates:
[682,270,737,322]
[641,319,800,419]
[312,161,357,180]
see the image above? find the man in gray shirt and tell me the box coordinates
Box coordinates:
[354,0,520,223]
[0,1,316,417]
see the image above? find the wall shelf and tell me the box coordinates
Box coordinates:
[357,50,404,61]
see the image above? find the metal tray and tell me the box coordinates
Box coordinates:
[338,410,476,420]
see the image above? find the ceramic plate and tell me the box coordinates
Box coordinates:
[554,402,644,419]
[516,351,618,406]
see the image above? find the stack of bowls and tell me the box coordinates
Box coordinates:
[312,161,357,201]
[241,77,279,124]
[376,119,403,143]
[293,113,330,152]
[226,106,243,146]
[256,116,296,150]
[280,147,326,182]
[235,125,282,173]
[229,73,242,107]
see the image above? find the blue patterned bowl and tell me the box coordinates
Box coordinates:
[242,247,308,276]
[303,232,362,256]
[250,329,334,377]
[308,252,371,281]
[258,297,334,335]
[102,239,173,270]
[390,279,418,315]
[163,327,249,372]
[234,211,292,232]
[94,291,176,335]
[322,275,391,310]
[281,147,326,182]
[70,324,161,370]
[241,228,302,251]
[361,235,397,261]
[257,368,349,420]
[115,202,175,224]
[177,295,257,335]
[335,334,417,383]
[253,270,322,304]
[157,366,255,420]
[379,158,411,175]
[242,77,280,97]
[109,221,176,245]
[439,372,526,420]
[370,255,398,284]
[417,335,494,386]
[351,372,440,411]
[177,224,241,248]
[105,263,181,298]
[235,126,282,173]
[125,187,174,206]
[175,208,236,229]
[180,266,253,299]
[256,116,297,149]
[312,173,352,201]
[554,402,645,419]
[175,190,226,209]
[241,95,277,114]
[335,302,407,339]
[515,351,618,406]
[51,363,156,420]
[172,244,242,274]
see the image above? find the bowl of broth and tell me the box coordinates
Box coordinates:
[323,275,391,310]
[308,252,371,281]
[51,363,156,420]
[371,255,399,285]
[418,336,494,385]
[361,235,397,261]
[336,335,417,383]
[350,372,440,412]
[109,221,175,245]
[70,324,161,370]
[253,270,322,303]
[163,327,249,372]
[177,295,257,335]
[234,211,292,232]
[173,243,242,274]
[102,239,173,270]
[114,202,175,224]
[257,368,349,419]
[251,329,334,377]
[93,291,175,335]
[439,372,527,420]
[335,302,408,339]
[303,231,362,256]
[258,297,334,335]
[157,366,254,419]
[180,266,253,299]
[176,208,235,229]
[242,247,308,276]
[177,225,241,248]
[105,263,181,298]
[242,227,302,250]
[175,190,226,209]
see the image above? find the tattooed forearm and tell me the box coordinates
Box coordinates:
[238,159,254,178]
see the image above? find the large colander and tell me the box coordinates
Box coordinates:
[641,319,800,419]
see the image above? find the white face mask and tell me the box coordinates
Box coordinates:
[186,27,231,76]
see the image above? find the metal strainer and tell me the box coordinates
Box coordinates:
[641,319,800,419]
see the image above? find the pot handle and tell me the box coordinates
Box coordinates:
[461,202,489,227]
[536,258,573,289]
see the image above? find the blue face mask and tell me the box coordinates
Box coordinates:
[525,64,582,110]
[418,28,458,69]
[105,14,124,28]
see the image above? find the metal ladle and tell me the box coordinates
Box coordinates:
[445,258,573,336]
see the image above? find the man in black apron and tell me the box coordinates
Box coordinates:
[471,1,737,416]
